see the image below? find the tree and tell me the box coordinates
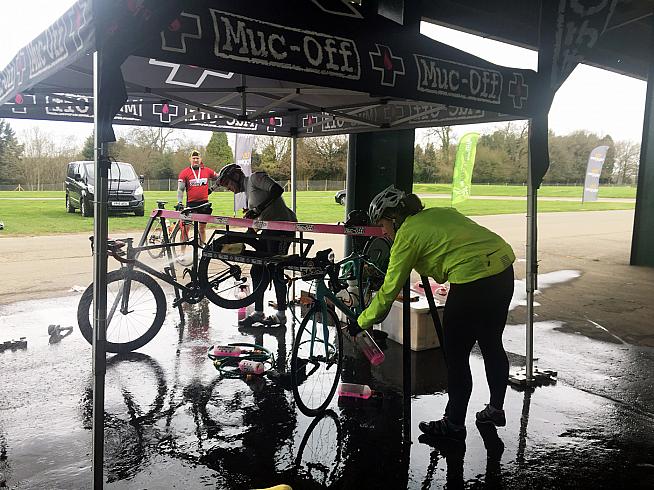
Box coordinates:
[611,140,640,185]
[81,133,94,160]
[0,120,23,184]
[254,136,290,180]
[205,131,234,166]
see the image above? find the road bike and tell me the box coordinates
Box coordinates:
[76,203,312,353]
[288,237,390,416]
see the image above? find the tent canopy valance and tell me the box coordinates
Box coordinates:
[0,0,544,138]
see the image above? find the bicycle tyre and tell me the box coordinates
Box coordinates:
[146,219,167,259]
[291,304,343,416]
[198,235,269,309]
[295,409,343,486]
[77,269,167,353]
[170,220,198,266]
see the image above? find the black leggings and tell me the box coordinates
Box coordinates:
[251,230,293,312]
[442,265,514,426]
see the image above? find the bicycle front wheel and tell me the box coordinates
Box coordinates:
[198,236,269,309]
[170,221,197,266]
[77,269,167,353]
[292,304,343,416]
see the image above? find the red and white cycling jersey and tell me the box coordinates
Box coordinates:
[178,164,217,203]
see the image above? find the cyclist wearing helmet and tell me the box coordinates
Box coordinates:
[354,185,515,441]
[177,149,219,244]
[217,164,297,327]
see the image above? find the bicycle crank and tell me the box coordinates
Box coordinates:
[181,282,204,304]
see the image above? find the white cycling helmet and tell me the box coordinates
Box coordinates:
[368,185,406,224]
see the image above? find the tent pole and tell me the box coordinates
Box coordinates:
[526,120,537,382]
[91,50,109,488]
[291,133,297,303]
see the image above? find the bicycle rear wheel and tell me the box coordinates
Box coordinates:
[198,236,269,309]
[292,304,343,416]
[77,269,167,353]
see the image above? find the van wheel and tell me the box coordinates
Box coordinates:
[66,194,75,213]
[134,207,144,217]
[81,197,93,217]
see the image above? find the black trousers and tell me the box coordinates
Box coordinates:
[251,230,293,312]
[442,265,514,426]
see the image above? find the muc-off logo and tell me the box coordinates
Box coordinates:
[253,220,268,230]
[214,217,229,224]
[296,223,314,232]
[344,226,365,235]
[414,54,502,105]
[211,10,360,80]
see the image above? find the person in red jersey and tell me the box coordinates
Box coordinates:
[177,149,219,244]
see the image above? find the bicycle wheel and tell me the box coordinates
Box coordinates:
[198,235,269,309]
[170,220,197,266]
[292,303,343,416]
[77,269,167,353]
[146,219,167,259]
[360,236,392,309]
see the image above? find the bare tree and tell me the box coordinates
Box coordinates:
[611,140,640,184]
[428,125,453,165]
[17,128,78,189]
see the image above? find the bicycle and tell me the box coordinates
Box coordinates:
[288,237,390,416]
[77,203,311,353]
[146,200,199,266]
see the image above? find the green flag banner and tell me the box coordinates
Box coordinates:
[451,132,480,205]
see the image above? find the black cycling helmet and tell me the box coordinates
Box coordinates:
[217,163,242,183]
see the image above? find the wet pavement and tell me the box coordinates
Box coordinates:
[1,277,653,489]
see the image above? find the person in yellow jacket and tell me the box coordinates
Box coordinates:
[353,185,515,441]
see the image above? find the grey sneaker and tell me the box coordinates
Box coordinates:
[476,404,506,427]
[238,311,264,327]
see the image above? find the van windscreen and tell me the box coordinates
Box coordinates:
[84,162,137,182]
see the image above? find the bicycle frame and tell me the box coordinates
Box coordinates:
[303,253,384,359]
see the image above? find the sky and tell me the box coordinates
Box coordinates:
[0,0,648,149]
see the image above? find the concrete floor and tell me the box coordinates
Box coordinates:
[0,285,652,489]
[0,209,653,488]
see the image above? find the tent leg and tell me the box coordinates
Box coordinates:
[509,118,558,390]
[290,134,297,305]
[91,50,109,489]
[526,148,537,381]
[402,280,411,442]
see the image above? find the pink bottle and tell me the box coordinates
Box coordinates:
[239,359,264,375]
[338,383,372,399]
[357,330,385,366]
[212,345,242,357]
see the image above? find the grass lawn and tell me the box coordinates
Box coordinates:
[412,183,637,198]
[0,190,635,237]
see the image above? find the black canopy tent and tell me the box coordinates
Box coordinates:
[0,0,618,485]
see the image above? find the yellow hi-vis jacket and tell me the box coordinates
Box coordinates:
[358,207,515,329]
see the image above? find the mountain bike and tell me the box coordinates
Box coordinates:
[288,237,390,416]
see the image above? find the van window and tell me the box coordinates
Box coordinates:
[67,163,78,178]
[84,162,138,183]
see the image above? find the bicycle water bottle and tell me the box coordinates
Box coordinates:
[236,284,251,321]
[338,382,372,399]
[212,345,242,357]
[357,330,385,366]
[239,359,264,375]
